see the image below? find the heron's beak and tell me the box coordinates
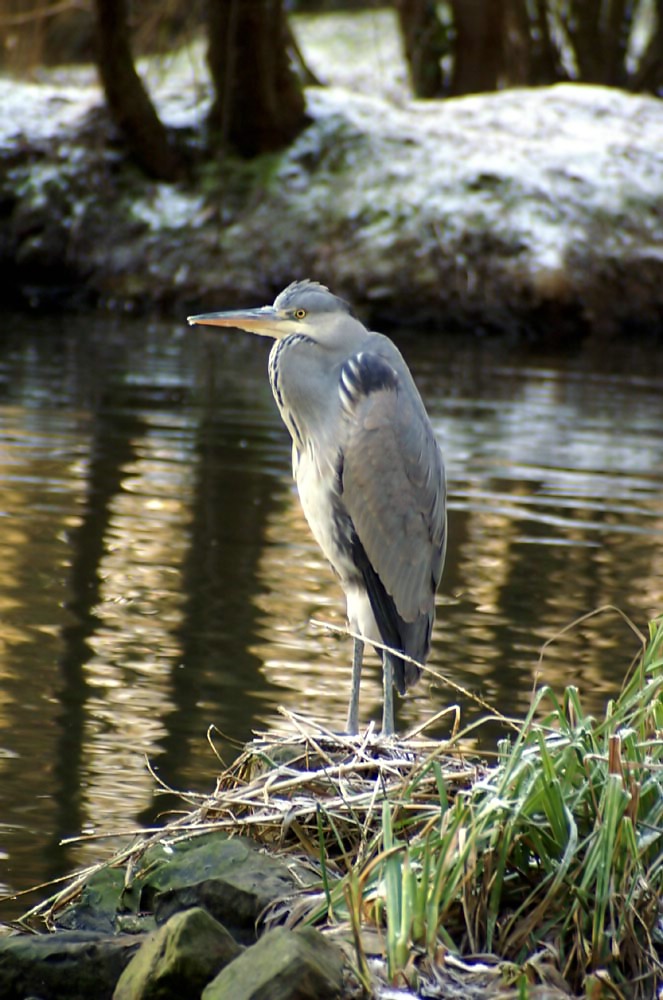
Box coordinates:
[187,306,284,339]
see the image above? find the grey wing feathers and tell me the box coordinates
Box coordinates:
[338,342,446,666]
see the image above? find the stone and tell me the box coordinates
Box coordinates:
[55,833,305,945]
[0,929,141,1000]
[113,906,241,1000]
[56,867,129,934]
[202,926,344,1000]
[143,835,303,944]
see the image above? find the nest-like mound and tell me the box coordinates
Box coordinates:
[25,710,483,937]
[191,711,482,860]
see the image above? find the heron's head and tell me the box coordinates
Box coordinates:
[187,280,360,347]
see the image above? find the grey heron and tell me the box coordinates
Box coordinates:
[188,280,446,736]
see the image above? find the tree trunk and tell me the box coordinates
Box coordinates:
[94,0,185,181]
[527,0,568,84]
[631,0,663,92]
[206,0,308,157]
[561,0,606,83]
[394,0,446,97]
[448,0,507,95]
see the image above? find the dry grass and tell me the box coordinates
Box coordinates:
[196,711,482,859]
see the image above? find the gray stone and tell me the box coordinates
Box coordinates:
[54,833,304,945]
[144,835,302,943]
[0,929,141,1000]
[55,867,128,934]
[202,926,344,1000]
[113,906,241,1000]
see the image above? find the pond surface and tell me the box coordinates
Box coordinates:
[1,311,662,921]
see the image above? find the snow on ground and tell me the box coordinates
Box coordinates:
[0,77,100,150]
[0,10,405,153]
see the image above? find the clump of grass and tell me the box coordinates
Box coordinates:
[343,616,663,997]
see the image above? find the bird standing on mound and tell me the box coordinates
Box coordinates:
[188,280,446,736]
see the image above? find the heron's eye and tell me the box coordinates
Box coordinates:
[294,308,307,320]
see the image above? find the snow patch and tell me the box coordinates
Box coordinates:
[131,185,206,232]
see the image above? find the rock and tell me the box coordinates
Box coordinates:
[0,836,314,999]
[142,835,304,944]
[55,833,305,945]
[56,867,130,934]
[0,929,141,1000]
[202,926,345,1000]
[113,906,241,1000]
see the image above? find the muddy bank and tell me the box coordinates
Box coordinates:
[1,66,662,339]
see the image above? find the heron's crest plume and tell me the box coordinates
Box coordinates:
[274,280,354,318]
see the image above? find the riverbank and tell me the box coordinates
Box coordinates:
[1,11,663,339]
[2,617,662,998]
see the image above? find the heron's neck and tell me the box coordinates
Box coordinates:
[268,335,313,449]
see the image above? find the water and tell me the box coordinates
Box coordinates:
[1,311,662,921]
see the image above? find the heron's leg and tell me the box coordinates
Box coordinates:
[382,654,395,737]
[346,638,363,735]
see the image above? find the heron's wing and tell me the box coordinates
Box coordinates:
[338,347,446,630]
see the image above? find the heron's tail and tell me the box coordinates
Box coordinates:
[389,651,422,696]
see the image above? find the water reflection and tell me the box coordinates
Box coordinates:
[0,313,662,919]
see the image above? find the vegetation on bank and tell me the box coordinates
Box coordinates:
[331,615,663,997]
[17,614,663,998]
